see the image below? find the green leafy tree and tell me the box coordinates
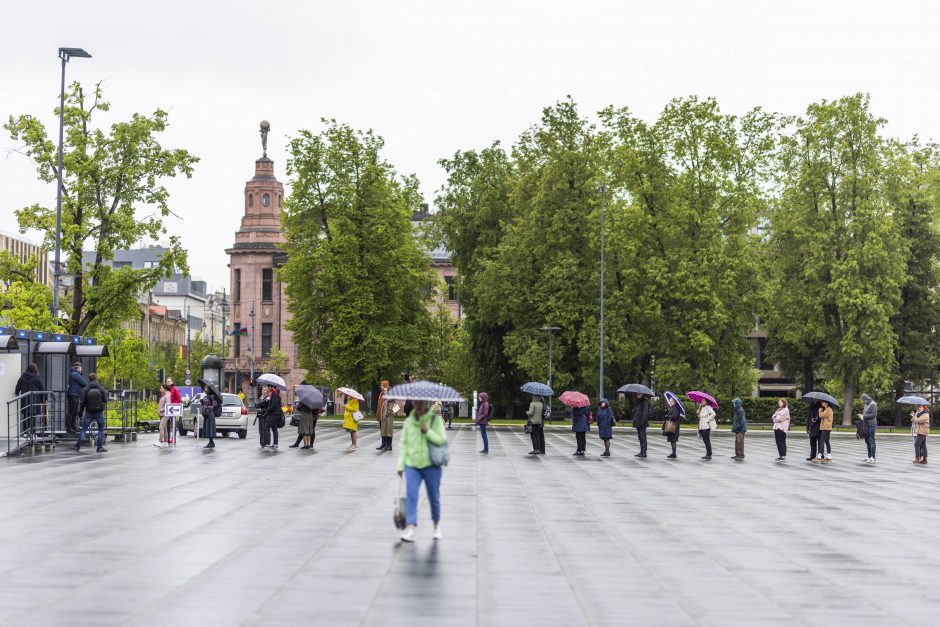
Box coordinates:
[768,94,906,424]
[280,120,436,391]
[265,346,288,373]
[4,82,196,335]
[96,328,153,390]
[0,281,56,330]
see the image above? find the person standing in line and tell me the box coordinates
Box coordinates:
[15,363,44,435]
[596,398,614,457]
[814,400,834,463]
[662,391,682,459]
[166,378,181,442]
[265,385,283,450]
[199,383,222,449]
[398,399,447,542]
[255,386,271,449]
[696,399,716,460]
[731,398,747,459]
[859,393,878,463]
[294,399,318,450]
[526,395,544,455]
[377,380,396,452]
[72,373,108,453]
[342,392,360,451]
[154,384,171,448]
[476,392,491,454]
[632,393,652,458]
[912,404,930,464]
[65,362,87,435]
[772,399,790,461]
[806,401,820,461]
[571,404,590,456]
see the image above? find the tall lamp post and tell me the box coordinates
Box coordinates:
[249,305,256,408]
[540,326,561,389]
[220,290,229,392]
[598,185,607,401]
[52,47,92,322]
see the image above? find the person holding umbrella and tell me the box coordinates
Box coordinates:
[342,391,361,451]
[806,401,821,461]
[815,400,834,463]
[198,380,222,449]
[632,393,652,458]
[571,404,591,456]
[596,398,614,457]
[255,383,283,450]
[693,395,717,460]
[662,391,683,459]
[526,395,545,455]
[911,403,930,464]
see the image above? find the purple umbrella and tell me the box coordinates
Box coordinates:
[686,390,718,409]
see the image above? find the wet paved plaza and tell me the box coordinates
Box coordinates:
[2,423,939,626]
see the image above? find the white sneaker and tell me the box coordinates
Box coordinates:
[432,523,442,540]
[153,442,162,447]
[400,526,416,543]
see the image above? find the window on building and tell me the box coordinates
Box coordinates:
[444,275,457,301]
[278,194,282,207]
[234,322,241,357]
[262,268,273,301]
[248,194,254,208]
[261,323,273,357]
[143,261,155,269]
[262,193,271,207]
[234,269,241,302]
[113,261,132,269]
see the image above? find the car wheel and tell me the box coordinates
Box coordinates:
[238,429,248,439]
[178,421,188,437]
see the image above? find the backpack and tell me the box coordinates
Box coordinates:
[855,418,868,439]
[84,387,104,413]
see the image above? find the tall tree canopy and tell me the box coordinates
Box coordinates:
[280,120,436,390]
[4,82,195,335]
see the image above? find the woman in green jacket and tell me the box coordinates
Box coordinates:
[397,400,447,542]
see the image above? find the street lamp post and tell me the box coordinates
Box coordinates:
[540,326,561,389]
[598,185,606,401]
[249,305,256,408]
[220,290,229,392]
[52,47,91,322]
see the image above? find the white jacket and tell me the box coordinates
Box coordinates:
[697,405,716,429]
[772,407,790,432]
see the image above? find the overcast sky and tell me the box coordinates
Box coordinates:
[2,0,938,291]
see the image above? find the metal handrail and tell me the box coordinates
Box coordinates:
[5,391,60,456]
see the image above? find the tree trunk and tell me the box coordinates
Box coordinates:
[842,378,854,426]
[802,358,814,393]
[894,379,906,428]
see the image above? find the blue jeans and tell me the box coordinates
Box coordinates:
[865,430,876,458]
[404,465,442,526]
[77,412,106,450]
[479,423,488,452]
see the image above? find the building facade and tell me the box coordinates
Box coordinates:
[0,229,50,286]
[224,138,301,397]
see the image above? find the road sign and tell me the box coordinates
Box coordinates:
[185,378,191,386]
[165,403,183,418]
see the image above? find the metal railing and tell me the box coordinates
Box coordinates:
[4,391,64,456]
[106,389,139,438]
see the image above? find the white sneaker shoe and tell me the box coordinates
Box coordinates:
[153,442,162,447]
[401,526,416,543]
[432,523,442,540]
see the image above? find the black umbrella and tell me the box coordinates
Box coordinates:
[617,383,655,396]
[295,385,325,410]
[197,379,222,400]
[801,391,841,408]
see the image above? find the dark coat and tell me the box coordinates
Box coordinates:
[571,406,590,433]
[264,389,284,427]
[66,367,87,398]
[15,371,44,396]
[596,401,614,439]
[632,397,652,429]
[663,403,681,442]
[79,381,108,414]
[806,404,820,436]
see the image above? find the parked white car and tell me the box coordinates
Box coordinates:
[177,393,249,439]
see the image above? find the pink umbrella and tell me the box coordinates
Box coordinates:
[686,390,718,408]
[558,391,591,408]
[336,387,364,401]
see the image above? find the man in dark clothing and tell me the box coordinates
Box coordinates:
[859,393,878,463]
[14,363,44,435]
[73,373,108,453]
[632,394,652,457]
[66,362,87,434]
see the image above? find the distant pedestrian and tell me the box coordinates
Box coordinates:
[342,392,360,451]
[571,405,590,456]
[806,401,820,461]
[73,373,108,453]
[66,362,87,434]
[154,384,171,448]
[731,398,747,459]
[166,378,182,404]
[377,380,396,451]
[526,395,544,455]
[199,383,221,449]
[596,398,614,457]
[256,384,282,450]
[772,399,790,461]
[912,404,930,464]
[398,399,447,542]
[15,363,44,435]
[632,393,652,458]
[662,391,682,459]
[476,392,491,454]
[294,400,318,450]
[859,393,878,463]
[814,400,833,463]
[696,399,716,460]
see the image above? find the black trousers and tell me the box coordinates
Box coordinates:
[636,427,647,454]
[698,429,712,456]
[820,430,831,454]
[575,431,586,452]
[530,424,545,453]
[66,396,81,432]
[809,435,819,458]
[774,429,787,457]
[915,434,928,458]
[258,418,277,446]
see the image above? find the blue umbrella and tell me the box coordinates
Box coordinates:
[897,396,930,406]
[521,382,553,396]
[385,380,465,402]
[663,391,686,417]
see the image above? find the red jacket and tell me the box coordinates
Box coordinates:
[169,386,182,404]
